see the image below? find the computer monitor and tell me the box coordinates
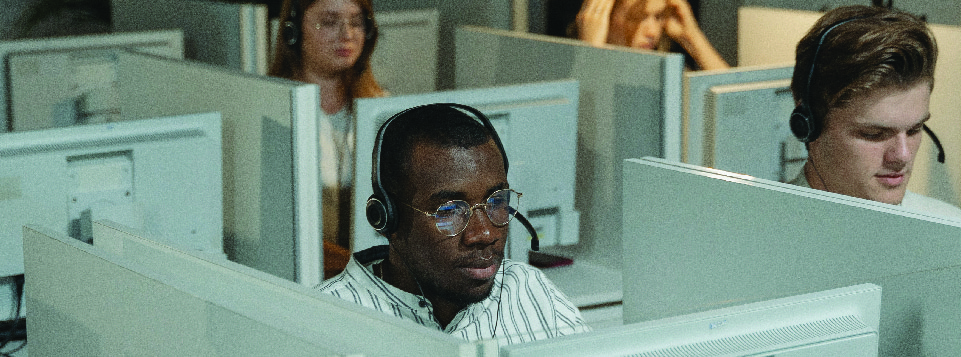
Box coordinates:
[737,7,820,67]
[704,79,798,181]
[738,6,961,209]
[111,0,268,75]
[352,80,580,261]
[455,26,684,275]
[113,50,322,287]
[0,29,184,132]
[501,283,881,357]
[21,220,497,356]
[682,64,793,167]
[0,112,223,279]
[8,48,138,132]
[621,157,961,356]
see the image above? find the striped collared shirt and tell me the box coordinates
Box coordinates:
[316,247,591,345]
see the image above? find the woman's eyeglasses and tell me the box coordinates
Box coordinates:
[313,15,370,36]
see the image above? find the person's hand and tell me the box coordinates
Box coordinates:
[663,0,700,44]
[575,0,615,47]
[663,0,729,70]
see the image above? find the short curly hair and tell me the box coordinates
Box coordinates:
[377,104,499,202]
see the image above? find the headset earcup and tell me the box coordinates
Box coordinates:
[366,195,395,235]
[790,105,817,143]
[283,20,299,47]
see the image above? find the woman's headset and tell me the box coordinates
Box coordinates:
[365,103,540,251]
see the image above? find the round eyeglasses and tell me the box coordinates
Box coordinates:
[403,189,522,237]
[313,14,369,36]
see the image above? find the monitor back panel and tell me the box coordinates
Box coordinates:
[114,51,322,286]
[23,221,493,356]
[683,64,793,166]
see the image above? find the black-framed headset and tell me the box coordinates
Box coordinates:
[365,103,540,251]
[282,0,378,49]
[790,14,945,163]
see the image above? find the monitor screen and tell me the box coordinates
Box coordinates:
[0,112,223,278]
[352,80,580,261]
[621,157,961,356]
[501,283,881,357]
[0,29,183,132]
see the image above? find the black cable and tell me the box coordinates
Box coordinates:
[923,124,946,164]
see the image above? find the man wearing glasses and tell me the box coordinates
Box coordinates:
[317,103,589,344]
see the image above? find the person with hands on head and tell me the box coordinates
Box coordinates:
[573,0,729,70]
[317,103,590,345]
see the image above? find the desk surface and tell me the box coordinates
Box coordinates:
[541,259,622,308]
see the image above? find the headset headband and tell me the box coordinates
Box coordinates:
[366,103,539,250]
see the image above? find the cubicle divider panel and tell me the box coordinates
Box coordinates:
[114,51,322,287]
[622,157,961,357]
[682,64,793,167]
[373,0,513,90]
[0,30,183,132]
[371,8,440,94]
[111,0,268,75]
[455,26,683,273]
